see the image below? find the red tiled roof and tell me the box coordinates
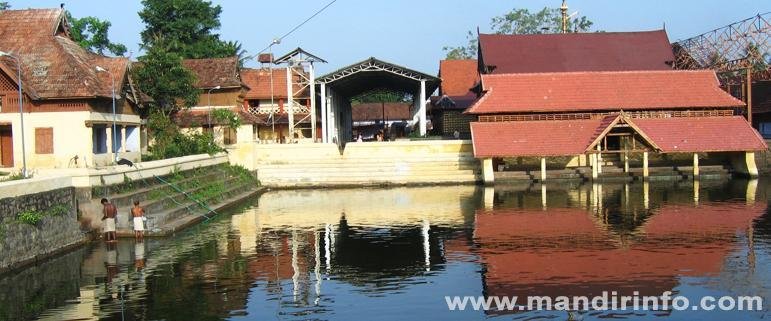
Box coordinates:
[431,93,478,111]
[466,70,745,114]
[0,8,129,99]
[240,68,293,99]
[438,59,479,96]
[478,30,674,74]
[182,57,243,89]
[632,116,767,152]
[351,103,411,121]
[470,119,604,157]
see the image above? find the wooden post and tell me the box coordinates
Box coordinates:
[642,151,649,179]
[624,152,629,173]
[596,145,602,174]
[591,154,598,179]
[693,153,699,178]
[540,157,546,182]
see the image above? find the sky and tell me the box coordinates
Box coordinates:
[7,0,771,75]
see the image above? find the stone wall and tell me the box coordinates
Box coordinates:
[0,186,85,273]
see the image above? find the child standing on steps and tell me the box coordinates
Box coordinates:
[131,201,145,240]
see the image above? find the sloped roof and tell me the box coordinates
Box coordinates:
[240,68,288,99]
[182,56,244,89]
[470,115,766,157]
[438,59,479,96]
[478,30,674,74]
[632,116,767,152]
[0,8,128,99]
[466,70,745,114]
[470,119,604,157]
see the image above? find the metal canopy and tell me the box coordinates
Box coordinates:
[274,47,327,64]
[316,57,440,97]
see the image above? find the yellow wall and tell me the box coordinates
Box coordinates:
[0,111,140,170]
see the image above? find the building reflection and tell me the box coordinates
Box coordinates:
[476,179,765,315]
[3,179,768,320]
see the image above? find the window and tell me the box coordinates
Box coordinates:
[224,127,237,145]
[125,126,139,152]
[112,126,123,153]
[92,126,107,154]
[35,127,53,154]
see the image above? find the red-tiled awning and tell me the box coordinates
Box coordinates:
[470,119,604,157]
[466,70,745,114]
[632,116,767,153]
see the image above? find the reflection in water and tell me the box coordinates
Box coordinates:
[0,180,769,320]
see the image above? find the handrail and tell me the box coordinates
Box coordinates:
[153,174,217,220]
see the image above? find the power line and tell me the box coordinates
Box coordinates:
[253,0,338,56]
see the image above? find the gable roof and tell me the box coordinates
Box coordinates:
[478,30,674,74]
[470,115,766,158]
[0,8,129,99]
[182,56,244,89]
[466,70,745,114]
[240,67,291,99]
[438,59,479,96]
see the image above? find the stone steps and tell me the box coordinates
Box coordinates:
[109,168,229,209]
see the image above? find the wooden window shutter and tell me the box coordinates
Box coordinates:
[35,127,53,154]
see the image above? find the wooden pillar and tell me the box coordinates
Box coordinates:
[693,153,699,178]
[642,151,649,179]
[731,151,759,178]
[540,157,546,182]
[623,152,629,173]
[482,158,494,185]
[590,154,598,179]
[596,145,602,174]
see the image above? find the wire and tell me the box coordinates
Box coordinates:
[253,0,338,56]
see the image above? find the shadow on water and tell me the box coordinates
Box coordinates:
[0,178,769,320]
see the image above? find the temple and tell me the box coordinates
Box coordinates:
[467,31,768,183]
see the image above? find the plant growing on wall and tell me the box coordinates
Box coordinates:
[16,203,72,226]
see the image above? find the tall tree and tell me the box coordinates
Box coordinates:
[443,7,594,59]
[0,2,10,10]
[138,0,239,59]
[66,12,127,56]
[133,41,200,114]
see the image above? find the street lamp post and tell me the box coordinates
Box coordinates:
[0,51,28,178]
[95,66,117,163]
[207,85,221,128]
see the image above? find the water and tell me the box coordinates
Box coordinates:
[2,178,771,320]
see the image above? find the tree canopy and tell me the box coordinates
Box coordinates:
[444,6,594,59]
[133,43,200,114]
[0,2,9,10]
[66,12,128,56]
[138,0,241,59]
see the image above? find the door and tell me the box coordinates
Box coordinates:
[0,125,13,167]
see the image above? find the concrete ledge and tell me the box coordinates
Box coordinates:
[115,186,267,238]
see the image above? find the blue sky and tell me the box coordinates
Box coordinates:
[8,0,770,74]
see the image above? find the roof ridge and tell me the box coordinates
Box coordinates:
[479,29,666,37]
[482,69,715,78]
